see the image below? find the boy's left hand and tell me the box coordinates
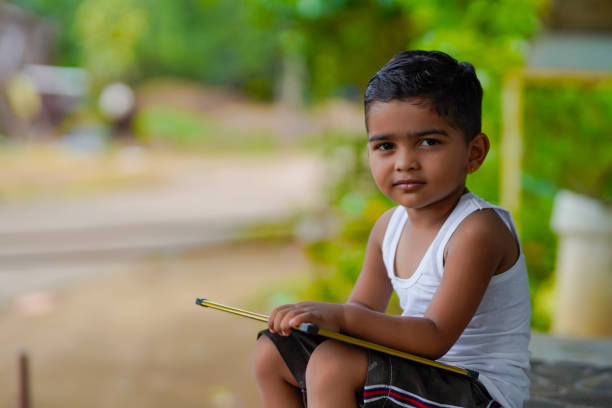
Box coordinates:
[268,301,345,336]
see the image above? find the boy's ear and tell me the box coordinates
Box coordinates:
[467,133,490,174]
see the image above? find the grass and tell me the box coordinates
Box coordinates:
[133,105,280,154]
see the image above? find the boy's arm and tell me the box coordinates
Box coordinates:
[271,210,514,359]
[341,209,514,359]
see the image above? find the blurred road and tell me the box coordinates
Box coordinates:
[0,153,325,303]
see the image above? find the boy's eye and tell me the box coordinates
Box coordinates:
[420,138,441,147]
[375,142,395,151]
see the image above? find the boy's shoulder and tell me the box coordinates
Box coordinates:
[446,207,519,274]
[454,206,514,243]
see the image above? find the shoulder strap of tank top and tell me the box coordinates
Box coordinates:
[437,193,522,256]
[381,206,408,279]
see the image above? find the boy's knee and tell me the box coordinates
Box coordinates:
[252,334,280,379]
[305,340,367,391]
[252,333,300,389]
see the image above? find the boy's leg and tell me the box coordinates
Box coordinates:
[305,340,368,408]
[363,351,498,408]
[252,335,302,408]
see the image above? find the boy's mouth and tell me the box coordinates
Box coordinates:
[393,179,425,191]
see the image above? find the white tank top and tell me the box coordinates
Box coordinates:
[382,192,531,408]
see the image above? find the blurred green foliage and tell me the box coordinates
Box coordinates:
[74,0,148,91]
[249,0,410,101]
[136,0,280,98]
[522,84,612,329]
[17,0,543,102]
[16,0,281,97]
[16,0,409,100]
[523,86,612,201]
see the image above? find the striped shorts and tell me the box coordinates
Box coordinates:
[260,329,501,407]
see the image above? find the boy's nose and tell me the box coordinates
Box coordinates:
[394,150,420,172]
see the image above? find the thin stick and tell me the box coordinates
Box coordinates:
[195,298,478,379]
[196,298,268,322]
[307,325,475,378]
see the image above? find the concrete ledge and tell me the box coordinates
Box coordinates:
[530,332,612,367]
[527,332,612,407]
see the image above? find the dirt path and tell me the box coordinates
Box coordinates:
[0,242,309,408]
[0,151,324,303]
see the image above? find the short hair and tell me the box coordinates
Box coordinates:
[364,50,483,142]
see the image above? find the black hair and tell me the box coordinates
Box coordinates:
[364,50,483,142]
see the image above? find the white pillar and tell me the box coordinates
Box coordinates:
[550,190,612,337]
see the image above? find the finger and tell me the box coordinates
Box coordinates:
[270,309,284,333]
[288,311,315,328]
[269,304,293,322]
[273,305,296,334]
[268,304,293,332]
[279,308,303,336]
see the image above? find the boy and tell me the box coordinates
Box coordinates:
[252,50,531,408]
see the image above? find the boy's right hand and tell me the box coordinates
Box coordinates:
[268,301,345,336]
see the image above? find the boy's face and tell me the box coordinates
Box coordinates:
[367,99,484,210]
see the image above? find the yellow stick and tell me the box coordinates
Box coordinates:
[196,298,268,322]
[195,298,478,379]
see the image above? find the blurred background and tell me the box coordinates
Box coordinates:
[0,0,610,407]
